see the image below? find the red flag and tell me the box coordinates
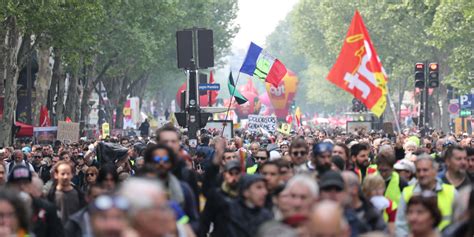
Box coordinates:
[326,11,387,117]
[208,71,218,106]
[39,106,51,127]
[65,117,72,123]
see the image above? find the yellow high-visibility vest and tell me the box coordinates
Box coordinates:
[402,183,455,230]
[246,164,258,174]
[385,171,402,206]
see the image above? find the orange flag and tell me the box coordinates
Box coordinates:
[327,11,387,117]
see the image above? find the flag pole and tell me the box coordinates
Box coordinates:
[221,71,242,137]
[386,86,401,134]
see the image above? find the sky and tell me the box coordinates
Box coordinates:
[231,0,298,51]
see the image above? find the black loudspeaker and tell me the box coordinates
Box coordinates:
[197,29,214,68]
[176,30,193,69]
[199,73,207,96]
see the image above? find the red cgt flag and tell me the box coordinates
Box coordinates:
[326,11,387,117]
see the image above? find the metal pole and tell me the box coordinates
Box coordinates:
[424,61,429,133]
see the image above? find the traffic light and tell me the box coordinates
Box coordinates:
[428,62,439,88]
[414,62,425,88]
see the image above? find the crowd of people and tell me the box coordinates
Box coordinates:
[0,124,473,237]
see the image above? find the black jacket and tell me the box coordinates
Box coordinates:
[64,208,90,237]
[199,186,238,237]
[225,199,273,237]
[31,198,64,237]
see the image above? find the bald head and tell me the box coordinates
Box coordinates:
[30,177,44,198]
[308,200,349,237]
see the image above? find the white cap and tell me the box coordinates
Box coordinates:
[394,159,416,173]
[269,150,282,161]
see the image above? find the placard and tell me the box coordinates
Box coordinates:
[346,121,372,134]
[33,127,57,145]
[57,121,80,143]
[204,120,233,140]
[248,115,277,132]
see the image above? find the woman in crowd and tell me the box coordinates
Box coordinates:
[0,188,31,236]
[406,194,442,237]
[81,166,99,193]
[96,165,119,192]
[362,174,397,235]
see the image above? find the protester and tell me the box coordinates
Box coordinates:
[143,143,199,232]
[394,159,417,185]
[362,174,397,234]
[7,165,64,237]
[289,138,309,172]
[351,143,375,182]
[89,195,135,237]
[5,150,35,178]
[441,146,471,189]
[341,171,386,232]
[284,174,318,218]
[406,194,442,237]
[64,184,107,237]
[375,149,408,206]
[307,200,350,237]
[118,178,195,237]
[311,142,334,176]
[200,159,242,237]
[0,188,31,236]
[223,174,272,237]
[395,154,457,236]
[47,161,86,224]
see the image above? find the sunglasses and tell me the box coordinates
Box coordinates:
[86,173,96,177]
[292,151,307,157]
[153,156,170,163]
[93,195,129,211]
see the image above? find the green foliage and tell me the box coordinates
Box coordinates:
[267,0,473,113]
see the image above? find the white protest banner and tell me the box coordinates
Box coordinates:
[247,115,277,132]
[57,121,80,143]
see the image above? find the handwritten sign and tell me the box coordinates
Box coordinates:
[57,121,80,142]
[248,115,277,132]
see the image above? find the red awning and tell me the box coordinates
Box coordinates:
[15,121,33,137]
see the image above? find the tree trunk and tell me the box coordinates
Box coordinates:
[54,58,65,122]
[0,16,23,147]
[33,47,53,126]
[64,71,80,122]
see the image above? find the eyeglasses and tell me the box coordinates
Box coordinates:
[153,155,170,163]
[254,156,267,161]
[292,151,307,157]
[92,195,129,211]
[86,173,96,177]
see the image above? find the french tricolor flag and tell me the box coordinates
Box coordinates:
[240,42,287,87]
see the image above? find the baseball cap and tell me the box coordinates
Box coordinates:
[224,160,241,172]
[21,147,31,154]
[394,159,415,173]
[8,165,32,183]
[319,171,345,191]
[240,174,266,193]
[313,142,334,156]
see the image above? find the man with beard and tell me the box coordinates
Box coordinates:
[310,142,334,177]
[143,143,199,232]
[200,160,242,237]
[441,146,471,190]
[351,143,376,182]
[289,138,310,173]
